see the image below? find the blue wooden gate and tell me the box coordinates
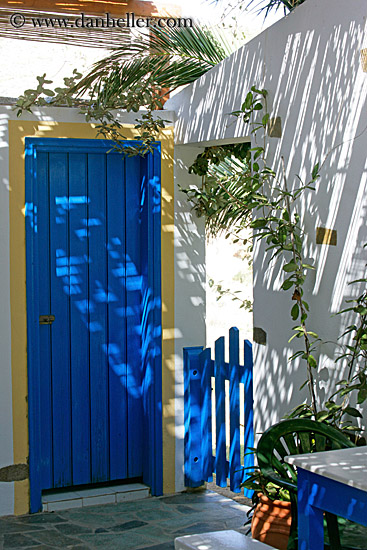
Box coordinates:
[25,138,162,512]
[184,327,253,496]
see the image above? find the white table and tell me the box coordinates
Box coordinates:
[175,530,274,550]
[286,446,367,549]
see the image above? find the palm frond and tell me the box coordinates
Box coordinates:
[204,155,253,236]
[72,24,243,103]
[246,0,306,17]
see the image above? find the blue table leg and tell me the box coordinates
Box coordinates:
[298,469,324,550]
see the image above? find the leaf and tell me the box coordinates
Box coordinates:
[251,218,267,229]
[299,380,308,390]
[312,162,319,179]
[282,279,293,291]
[307,354,317,368]
[291,303,299,321]
[357,389,367,404]
[300,313,308,324]
[325,400,339,411]
[316,410,330,422]
[344,406,362,418]
[289,350,304,360]
[253,149,263,161]
[283,261,298,272]
[251,86,264,94]
[242,91,253,111]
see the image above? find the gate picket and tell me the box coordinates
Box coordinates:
[184,328,254,496]
[229,327,241,492]
[215,337,226,487]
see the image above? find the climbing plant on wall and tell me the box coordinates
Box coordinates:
[184,86,367,435]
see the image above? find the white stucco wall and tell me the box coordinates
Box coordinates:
[0,103,205,515]
[166,0,367,434]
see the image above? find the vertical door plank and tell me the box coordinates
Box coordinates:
[26,142,43,512]
[151,147,163,495]
[125,155,143,478]
[88,153,109,483]
[69,153,91,485]
[140,154,151,485]
[36,152,53,490]
[106,153,128,480]
[49,152,72,487]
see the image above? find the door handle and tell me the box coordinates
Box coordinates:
[39,315,55,325]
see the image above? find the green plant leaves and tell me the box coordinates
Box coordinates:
[251,218,268,229]
[242,91,254,111]
[291,303,299,320]
[344,406,362,418]
[311,162,320,180]
[307,355,317,369]
[282,279,294,291]
[283,261,298,272]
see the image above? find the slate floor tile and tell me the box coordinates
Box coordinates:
[224,517,247,529]
[127,526,172,544]
[175,521,227,536]
[0,524,45,536]
[16,515,67,525]
[79,532,156,550]
[175,506,196,515]
[143,543,175,550]
[31,530,80,548]
[157,516,198,531]
[56,512,116,528]
[109,520,148,532]
[108,500,165,515]
[54,523,93,535]
[3,533,38,547]
[136,509,181,522]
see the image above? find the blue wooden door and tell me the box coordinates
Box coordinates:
[26,139,163,510]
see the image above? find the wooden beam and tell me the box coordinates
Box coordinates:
[0,0,181,17]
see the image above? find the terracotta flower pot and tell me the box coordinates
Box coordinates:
[251,493,292,550]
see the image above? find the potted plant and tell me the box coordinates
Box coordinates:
[242,460,292,550]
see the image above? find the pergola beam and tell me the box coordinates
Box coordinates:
[0,0,181,17]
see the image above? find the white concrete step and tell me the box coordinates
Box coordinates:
[175,530,275,550]
[42,482,150,512]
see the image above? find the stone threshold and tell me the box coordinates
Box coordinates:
[42,482,150,512]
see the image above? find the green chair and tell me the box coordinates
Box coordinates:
[256,418,357,550]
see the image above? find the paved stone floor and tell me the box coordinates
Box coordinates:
[0,490,251,550]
